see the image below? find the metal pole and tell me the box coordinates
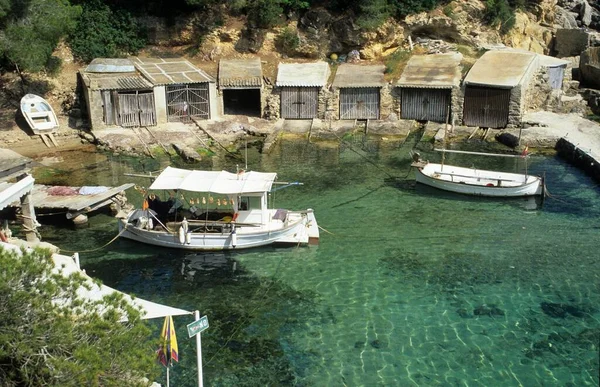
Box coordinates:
[195,310,203,387]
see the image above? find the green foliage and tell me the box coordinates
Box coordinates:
[484,0,515,34]
[0,247,158,386]
[384,49,411,77]
[68,0,147,63]
[275,27,300,56]
[0,0,81,73]
[356,0,390,31]
[389,0,442,17]
[247,0,283,28]
[443,4,454,17]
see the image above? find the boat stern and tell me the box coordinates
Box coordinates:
[306,209,320,245]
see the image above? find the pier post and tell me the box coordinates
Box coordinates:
[18,175,39,243]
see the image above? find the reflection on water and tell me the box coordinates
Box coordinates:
[29,138,600,386]
[181,252,238,282]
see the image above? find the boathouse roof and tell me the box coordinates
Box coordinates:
[132,57,215,86]
[84,58,136,73]
[81,73,154,91]
[332,64,386,88]
[276,62,330,87]
[219,58,263,89]
[396,53,462,89]
[463,50,537,88]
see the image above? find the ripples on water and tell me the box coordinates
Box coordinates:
[30,136,599,386]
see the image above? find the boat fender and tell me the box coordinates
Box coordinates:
[179,218,189,244]
[232,212,239,222]
[147,217,153,230]
[231,226,237,248]
[0,230,7,242]
[178,226,185,244]
[185,232,191,245]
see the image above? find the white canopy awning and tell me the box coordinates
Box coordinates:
[1,242,191,321]
[149,167,277,195]
[0,175,34,211]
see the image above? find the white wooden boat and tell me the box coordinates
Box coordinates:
[117,167,319,250]
[20,94,59,134]
[413,149,545,197]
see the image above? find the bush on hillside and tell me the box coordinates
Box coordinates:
[69,0,146,63]
[484,0,515,34]
[275,27,300,56]
[247,0,284,28]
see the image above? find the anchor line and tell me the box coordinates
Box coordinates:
[59,225,128,254]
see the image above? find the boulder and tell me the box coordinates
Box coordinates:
[235,28,266,53]
[580,0,594,26]
[171,143,202,162]
[580,46,600,88]
[555,7,580,28]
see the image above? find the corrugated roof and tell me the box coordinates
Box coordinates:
[85,58,135,73]
[464,50,537,88]
[276,62,330,87]
[219,58,263,89]
[132,57,215,86]
[82,73,153,91]
[332,64,386,88]
[396,53,462,89]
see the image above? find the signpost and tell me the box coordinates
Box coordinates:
[190,312,208,387]
[187,315,209,338]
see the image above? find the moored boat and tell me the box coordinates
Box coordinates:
[20,94,59,134]
[412,148,545,197]
[117,167,319,250]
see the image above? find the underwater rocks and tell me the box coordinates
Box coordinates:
[540,301,590,318]
[473,304,505,317]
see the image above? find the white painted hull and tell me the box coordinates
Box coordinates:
[415,163,544,197]
[118,209,319,251]
[20,94,59,134]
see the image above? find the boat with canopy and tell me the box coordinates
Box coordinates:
[117,167,319,250]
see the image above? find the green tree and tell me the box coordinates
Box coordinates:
[0,0,81,74]
[0,247,159,386]
[68,0,147,63]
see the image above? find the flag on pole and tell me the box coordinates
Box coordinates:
[157,316,179,366]
[521,145,529,157]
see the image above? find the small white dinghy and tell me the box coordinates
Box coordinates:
[118,167,320,251]
[413,149,545,198]
[20,94,59,134]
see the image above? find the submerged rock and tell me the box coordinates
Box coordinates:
[540,301,588,318]
[473,304,505,317]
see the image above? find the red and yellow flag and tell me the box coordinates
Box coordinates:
[157,316,179,366]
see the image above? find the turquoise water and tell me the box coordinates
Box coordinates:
[30,136,599,386]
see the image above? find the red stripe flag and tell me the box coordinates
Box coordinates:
[157,315,179,366]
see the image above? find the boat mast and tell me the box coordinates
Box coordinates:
[441,105,450,171]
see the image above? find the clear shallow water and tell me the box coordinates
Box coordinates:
[29,136,599,386]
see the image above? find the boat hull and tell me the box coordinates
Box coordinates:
[118,210,319,251]
[415,163,544,197]
[20,94,59,134]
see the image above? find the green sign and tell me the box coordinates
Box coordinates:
[187,315,209,338]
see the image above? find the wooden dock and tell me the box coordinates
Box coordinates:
[8,183,134,223]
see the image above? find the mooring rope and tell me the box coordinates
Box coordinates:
[59,225,128,254]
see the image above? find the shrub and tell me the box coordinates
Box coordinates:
[247,0,283,29]
[69,0,146,63]
[275,27,300,56]
[484,0,515,34]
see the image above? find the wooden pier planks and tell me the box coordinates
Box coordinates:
[10,183,134,212]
